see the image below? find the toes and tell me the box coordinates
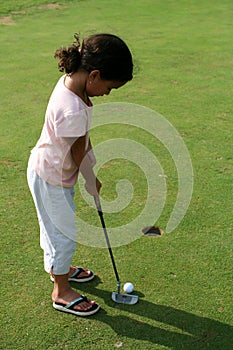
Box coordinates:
[77,300,95,311]
[80,267,91,276]
[70,266,91,277]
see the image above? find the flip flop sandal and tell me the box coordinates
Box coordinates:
[50,267,95,283]
[53,295,100,317]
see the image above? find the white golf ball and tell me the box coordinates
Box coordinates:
[123,282,134,293]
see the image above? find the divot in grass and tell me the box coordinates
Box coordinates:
[0,16,16,25]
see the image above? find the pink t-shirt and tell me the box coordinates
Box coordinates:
[30,75,93,187]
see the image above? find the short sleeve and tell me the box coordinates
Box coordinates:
[54,109,88,138]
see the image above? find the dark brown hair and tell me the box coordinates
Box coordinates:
[54,33,133,82]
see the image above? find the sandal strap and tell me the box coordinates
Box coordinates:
[65,295,87,310]
[69,267,85,278]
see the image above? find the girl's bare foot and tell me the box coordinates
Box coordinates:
[51,273,98,315]
[52,287,95,311]
[50,266,94,283]
[69,265,92,279]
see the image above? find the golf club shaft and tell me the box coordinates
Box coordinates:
[94,196,120,284]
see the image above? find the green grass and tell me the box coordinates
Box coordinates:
[1,0,233,349]
[0,0,61,15]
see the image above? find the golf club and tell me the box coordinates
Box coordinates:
[93,196,138,305]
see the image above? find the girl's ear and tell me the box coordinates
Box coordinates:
[89,70,101,82]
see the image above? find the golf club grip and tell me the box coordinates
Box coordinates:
[93,197,120,283]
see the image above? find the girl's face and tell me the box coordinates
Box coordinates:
[86,70,126,97]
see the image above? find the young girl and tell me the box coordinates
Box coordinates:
[27,33,133,316]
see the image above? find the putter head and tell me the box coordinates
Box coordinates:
[112,292,138,305]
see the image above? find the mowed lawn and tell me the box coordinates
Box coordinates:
[0,1,232,349]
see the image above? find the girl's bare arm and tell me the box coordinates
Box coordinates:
[71,135,101,195]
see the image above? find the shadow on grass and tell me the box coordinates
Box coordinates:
[72,277,233,349]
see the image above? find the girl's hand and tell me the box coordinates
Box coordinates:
[85,177,102,196]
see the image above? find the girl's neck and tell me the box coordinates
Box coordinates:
[65,71,90,105]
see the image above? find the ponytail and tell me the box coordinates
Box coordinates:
[54,34,81,74]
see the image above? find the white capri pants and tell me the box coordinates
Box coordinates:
[27,163,77,275]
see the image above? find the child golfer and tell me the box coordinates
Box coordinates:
[27,33,133,316]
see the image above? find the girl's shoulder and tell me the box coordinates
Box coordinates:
[48,76,92,115]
